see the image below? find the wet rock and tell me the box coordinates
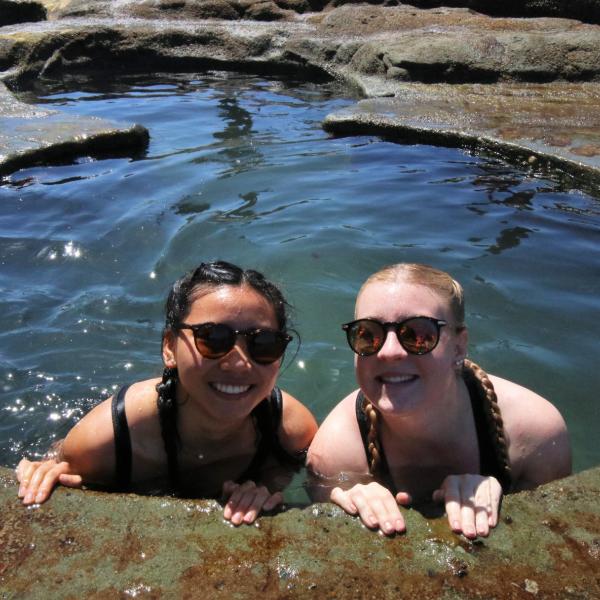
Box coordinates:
[0,80,149,177]
[1,466,600,597]
[323,82,600,190]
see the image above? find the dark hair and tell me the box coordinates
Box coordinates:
[156,260,290,492]
[163,260,289,333]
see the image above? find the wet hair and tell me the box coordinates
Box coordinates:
[358,262,465,328]
[155,260,290,491]
[358,263,512,491]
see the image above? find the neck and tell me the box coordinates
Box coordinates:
[175,387,254,444]
[378,373,472,445]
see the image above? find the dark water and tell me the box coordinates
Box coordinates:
[1,72,599,485]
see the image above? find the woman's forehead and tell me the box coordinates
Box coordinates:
[187,284,277,323]
[356,280,448,319]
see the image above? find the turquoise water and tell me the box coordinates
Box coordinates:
[1,72,599,481]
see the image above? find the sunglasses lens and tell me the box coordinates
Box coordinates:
[194,323,235,359]
[248,331,290,364]
[398,318,440,355]
[346,320,385,356]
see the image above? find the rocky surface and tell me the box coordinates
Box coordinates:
[0,79,148,176]
[1,1,600,183]
[1,465,600,598]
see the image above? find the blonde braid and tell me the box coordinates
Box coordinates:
[363,396,382,475]
[463,359,512,490]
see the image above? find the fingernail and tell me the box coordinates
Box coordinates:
[35,493,44,503]
[17,485,24,497]
[452,521,461,531]
[383,521,392,533]
[395,519,404,531]
[24,493,33,504]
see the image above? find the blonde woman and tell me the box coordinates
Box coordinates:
[308,263,570,538]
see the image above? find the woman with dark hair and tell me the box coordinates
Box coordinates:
[17,261,317,525]
[308,263,571,539]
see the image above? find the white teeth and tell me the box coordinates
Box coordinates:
[381,375,416,384]
[212,383,251,395]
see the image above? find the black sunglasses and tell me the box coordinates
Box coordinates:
[177,322,291,365]
[342,316,447,356]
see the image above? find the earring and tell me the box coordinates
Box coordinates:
[454,358,464,368]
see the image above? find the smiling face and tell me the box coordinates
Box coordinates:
[354,279,468,416]
[162,284,281,421]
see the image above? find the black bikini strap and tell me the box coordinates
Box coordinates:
[355,390,370,461]
[463,371,511,491]
[111,384,132,491]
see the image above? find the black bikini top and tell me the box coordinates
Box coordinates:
[355,373,512,492]
[111,385,301,493]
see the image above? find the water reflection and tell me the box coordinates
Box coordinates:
[487,226,532,254]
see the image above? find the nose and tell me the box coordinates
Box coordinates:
[218,338,253,371]
[376,329,409,362]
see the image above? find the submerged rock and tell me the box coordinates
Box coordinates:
[1,466,600,597]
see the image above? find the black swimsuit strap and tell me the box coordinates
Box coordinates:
[111,384,132,491]
[463,371,512,491]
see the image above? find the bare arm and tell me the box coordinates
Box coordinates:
[16,396,117,505]
[491,375,571,490]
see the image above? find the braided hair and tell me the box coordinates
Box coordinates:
[156,260,291,491]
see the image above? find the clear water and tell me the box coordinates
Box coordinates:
[1,72,599,488]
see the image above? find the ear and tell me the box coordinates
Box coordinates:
[162,330,177,369]
[454,327,468,363]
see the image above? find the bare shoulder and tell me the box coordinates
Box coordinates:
[278,390,318,455]
[489,374,571,488]
[306,390,369,478]
[62,378,160,483]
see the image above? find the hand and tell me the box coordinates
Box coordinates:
[221,480,283,525]
[330,482,411,535]
[432,474,502,539]
[16,458,82,505]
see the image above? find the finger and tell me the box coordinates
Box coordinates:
[230,488,260,526]
[442,478,463,533]
[349,490,380,530]
[22,462,54,505]
[34,466,66,504]
[221,480,237,498]
[378,492,405,534]
[17,460,40,497]
[432,488,443,503]
[15,458,31,483]
[222,483,240,520]
[262,491,283,512]
[225,480,259,524]
[395,491,412,506]
[474,505,490,537]
[460,495,477,539]
[472,477,493,536]
[242,486,271,524]
[58,474,83,488]
[330,487,358,515]
[486,478,503,527]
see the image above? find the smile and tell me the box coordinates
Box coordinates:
[378,374,418,384]
[211,383,252,395]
